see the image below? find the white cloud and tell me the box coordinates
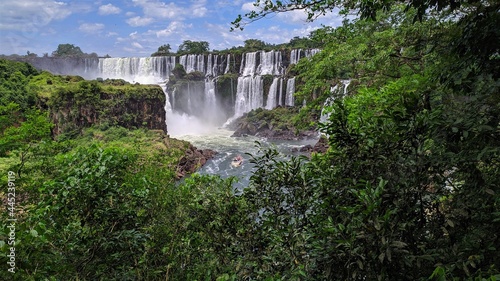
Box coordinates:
[155,21,189,38]
[126,16,154,27]
[241,2,262,12]
[132,42,144,49]
[0,0,72,31]
[191,0,208,17]
[132,0,209,20]
[129,31,139,39]
[277,9,309,23]
[98,3,122,15]
[79,23,105,34]
[132,0,183,19]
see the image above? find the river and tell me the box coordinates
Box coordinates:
[170,128,318,189]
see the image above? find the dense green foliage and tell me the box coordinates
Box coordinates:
[51,44,98,58]
[151,44,172,56]
[177,40,210,54]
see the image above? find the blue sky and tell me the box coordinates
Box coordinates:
[0,0,344,57]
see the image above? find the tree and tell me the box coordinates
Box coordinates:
[51,44,84,57]
[177,40,209,54]
[243,39,267,51]
[151,44,172,56]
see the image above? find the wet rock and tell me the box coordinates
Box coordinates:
[312,136,329,153]
[176,144,217,178]
[299,144,313,152]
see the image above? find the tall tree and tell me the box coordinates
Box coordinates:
[151,44,172,56]
[243,39,267,51]
[51,44,84,57]
[177,40,209,54]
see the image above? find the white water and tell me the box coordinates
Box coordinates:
[266,77,280,109]
[181,128,317,188]
[285,77,296,106]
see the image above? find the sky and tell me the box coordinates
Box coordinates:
[0,0,344,58]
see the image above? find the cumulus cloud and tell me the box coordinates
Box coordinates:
[0,0,72,31]
[126,16,154,27]
[79,23,105,34]
[98,3,122,15]
[155,21,189,37]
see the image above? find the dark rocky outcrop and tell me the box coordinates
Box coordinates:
[291,136,329,154]
[312,136,329,153]
[176,144,216,178]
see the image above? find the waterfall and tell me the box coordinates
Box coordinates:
[206,54,213,77]
[266,77,280,109]
[205,78,217,123]
[179,54,205,73]
[285,77,295,106]
[278,78,284,106]
[319,80,351,125]
[224,54,230,74]
[241,52,258,76]
[290,48,320,65]
[259,50,282,75]
[31,48,322,132]
[234,76,263,117]
[290,49,301,65]
[98,57,167,84]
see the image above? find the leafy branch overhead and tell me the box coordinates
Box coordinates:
[231,0,492,30]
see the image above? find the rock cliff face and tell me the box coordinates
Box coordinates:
[47,80,167,136]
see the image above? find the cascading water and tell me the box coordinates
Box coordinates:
[234,76,264,117]
[319,79,351,126]
[31,48,321,133]
[266,77,280,109]
[285,77,296,106]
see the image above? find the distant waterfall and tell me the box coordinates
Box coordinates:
[99,57,154,83]
[290,48,320,65]
[285,77,296,106]
[224,54,231,74]
[31,49,322,132]
[266,77,280,109]
[205,78,217,122]
[320,80,351,125]
[179,54,205,73]
[234,76,264,117]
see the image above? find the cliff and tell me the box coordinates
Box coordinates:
[42,78,167,136]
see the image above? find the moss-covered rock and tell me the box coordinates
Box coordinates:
[229,106,318,140]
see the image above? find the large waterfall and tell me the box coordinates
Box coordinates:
[26,49,319,135]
